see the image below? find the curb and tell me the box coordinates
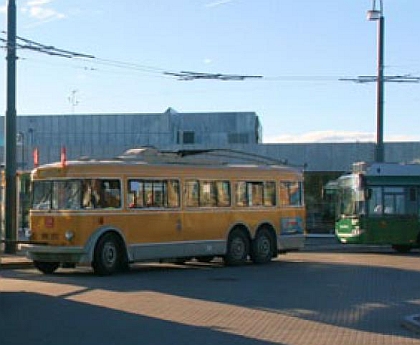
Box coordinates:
[402,314,420,335]
[1,261,33,270]
[1,252,33,270]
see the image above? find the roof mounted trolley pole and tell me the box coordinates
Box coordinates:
[4,0,17,254]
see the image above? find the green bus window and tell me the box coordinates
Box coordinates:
[383,187,405,215]
[368,187,383,215]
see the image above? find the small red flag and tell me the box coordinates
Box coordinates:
[33,147,39,168]
[61,146,67,167]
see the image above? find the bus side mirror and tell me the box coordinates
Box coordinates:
[365,188,372,200]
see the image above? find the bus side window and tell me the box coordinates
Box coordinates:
[185,180,199,207]
[216,181,230,207]
[235,181,247,207]
[167,180,180,208]
[248,182,262,206]
[409,188,417,201]
[264,182,276,206]
[200,181,217,207]
[82,179,101,209]
[101,180,121,208]
[406,187,417,216]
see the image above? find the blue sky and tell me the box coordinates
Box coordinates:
[1,0,419,143]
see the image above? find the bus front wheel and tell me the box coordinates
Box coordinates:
[224,229,250,266]
[34,261,60,274]
[93,233,124,276]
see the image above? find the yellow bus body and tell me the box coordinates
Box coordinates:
[27,158,305,274]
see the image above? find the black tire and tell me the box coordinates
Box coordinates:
[34,261,60,274]
[392,245,411,253]
[251,228,274,264]
[92,233,124,276]
[224,229,250,266]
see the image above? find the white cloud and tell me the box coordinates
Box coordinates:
[21,0,65,23]
[27,0,52,6]
[205,0,233,8]
[265,130,420,144]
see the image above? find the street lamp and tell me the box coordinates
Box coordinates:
[367,0,385,163]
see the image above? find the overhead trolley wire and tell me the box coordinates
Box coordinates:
[1,32,419,83]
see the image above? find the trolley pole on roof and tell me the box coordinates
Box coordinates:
[4,0,17,254]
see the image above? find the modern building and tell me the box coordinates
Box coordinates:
[1,109,419,172]
[0,108,263,168]
[1,109,419,233]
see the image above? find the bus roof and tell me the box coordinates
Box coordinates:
[32,147,302,179]
[352,161,420,177]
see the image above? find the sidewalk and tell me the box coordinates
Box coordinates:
[0,246,33,269]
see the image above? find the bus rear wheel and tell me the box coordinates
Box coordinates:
[93,233,124,276]
[34,261,60,275]
[251,228,274,264]
[224,229,250,266]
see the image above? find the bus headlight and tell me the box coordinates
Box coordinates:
[65,230,75,241]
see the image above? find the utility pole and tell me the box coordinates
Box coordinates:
[367,0,385,163]
[4,0,17,254]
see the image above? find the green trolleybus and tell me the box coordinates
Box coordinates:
[335,162,420,252]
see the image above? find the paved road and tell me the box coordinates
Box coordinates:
[1,249,420,345]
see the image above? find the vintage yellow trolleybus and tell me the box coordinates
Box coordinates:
[27,148,305,275]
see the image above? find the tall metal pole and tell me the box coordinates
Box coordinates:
[375,14,385,162]
[4,0,17,254]
[368,0,385,163]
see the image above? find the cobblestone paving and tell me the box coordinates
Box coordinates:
[1,250,420,344]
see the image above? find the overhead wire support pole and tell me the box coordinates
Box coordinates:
[4,0,17,253]
[367,0,385,163]
[376,13,385,163]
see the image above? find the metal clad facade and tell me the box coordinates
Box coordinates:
[0,111,419,171]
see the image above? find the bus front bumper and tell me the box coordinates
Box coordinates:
[27,245,87,264]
